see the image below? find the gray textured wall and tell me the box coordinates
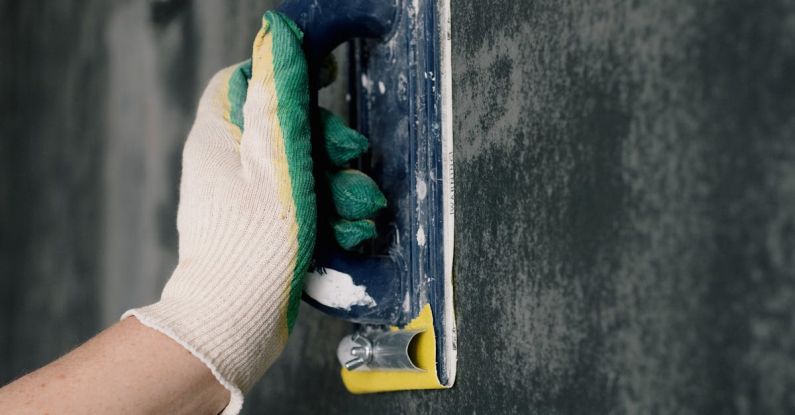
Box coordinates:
[3,0,795,414]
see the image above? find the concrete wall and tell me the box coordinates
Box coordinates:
[2,1,795,414]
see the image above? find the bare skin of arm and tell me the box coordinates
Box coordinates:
[0,317,230,415]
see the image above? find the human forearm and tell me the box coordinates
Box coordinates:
[0,317,229,415]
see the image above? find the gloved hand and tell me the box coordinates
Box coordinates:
[123,11,383,415]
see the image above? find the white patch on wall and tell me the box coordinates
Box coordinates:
[305,268,377,310]
[416,225,426,246]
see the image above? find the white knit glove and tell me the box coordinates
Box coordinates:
[122,12,315,414]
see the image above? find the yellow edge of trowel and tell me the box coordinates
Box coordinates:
[341,304,445,393]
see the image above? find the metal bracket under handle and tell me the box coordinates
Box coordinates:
[337,330,424,372]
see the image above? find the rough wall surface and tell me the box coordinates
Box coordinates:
[449,1,795,413]
[2,1,795,414]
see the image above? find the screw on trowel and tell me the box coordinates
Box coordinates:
[343,332,373,370]
[337,329,424,372]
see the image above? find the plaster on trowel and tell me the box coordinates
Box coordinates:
[277,0,456,392]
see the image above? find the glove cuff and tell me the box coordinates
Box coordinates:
[121,286,289,414]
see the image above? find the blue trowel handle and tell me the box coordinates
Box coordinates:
[277,0,397,64]
[275,0,403,324]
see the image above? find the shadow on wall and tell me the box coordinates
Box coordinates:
[0,2,349,412]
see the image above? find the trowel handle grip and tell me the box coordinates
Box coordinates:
[277,0,397,64]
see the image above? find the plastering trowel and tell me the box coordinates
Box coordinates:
[277,0,455,392]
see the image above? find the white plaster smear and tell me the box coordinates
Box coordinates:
[416,178,427,200]
[360,73,373,93]
[304,268,377,310]
[416,225,426,246]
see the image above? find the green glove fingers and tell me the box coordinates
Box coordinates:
[329,169,387,220]
[327,168,386,249]
[322,117,384,248]
[321,108,369,166]
[333,219,377,250]
[320,92,383,250]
